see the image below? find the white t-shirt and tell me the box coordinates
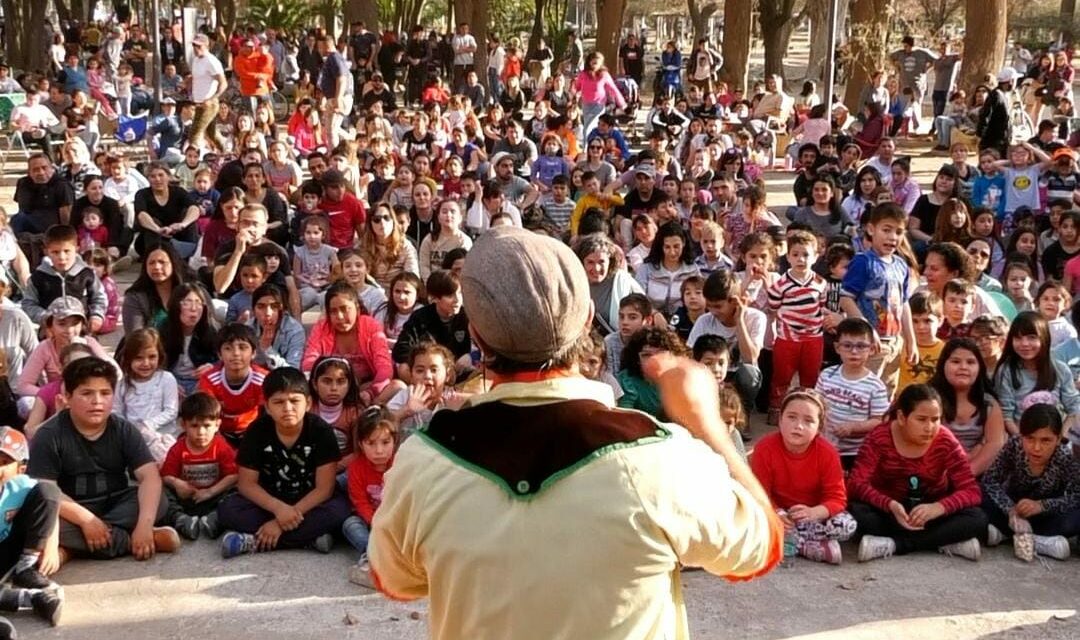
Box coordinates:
[452,34,477,66]
[686,308,767,365]
[191,53,225,103]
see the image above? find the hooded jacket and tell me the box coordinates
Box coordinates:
[21,256,107,324]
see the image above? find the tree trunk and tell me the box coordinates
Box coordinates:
[344,0,381,30]
[595,0,628,69]
[804,0,829,82]
[959,0,1006,93]
[528,0,548,59]
[718,0,752,91]
[1061,0,1077,44]
[2,0,50,73]
[758,0,798,81]
[842,0,891,111]
[687,0,720,45]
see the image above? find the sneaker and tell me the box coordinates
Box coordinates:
[174,515,200,541]
[12,566,55,590]
[311,533,333,554]
[1034,534,1071,560]
[798,539,842,565]
[348,554,375,588]
[939,538,981,561]
[31,588,63,627]
[1014,532,1035,562]
[220,531,257,559]
[153,526,182,553]
[199,512,221,539]
[858,535,896,562]
[986,524,1004,547]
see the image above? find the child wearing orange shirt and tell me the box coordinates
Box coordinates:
[750,389,856,564]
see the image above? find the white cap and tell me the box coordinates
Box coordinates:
[997,67,1019,84]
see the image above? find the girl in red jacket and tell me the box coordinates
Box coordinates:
[343,407,398,586]
[750,389,856,565]
[302,282,403,407]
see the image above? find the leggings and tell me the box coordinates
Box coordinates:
[780,509,857,546]
[769,336,824,411]
[982,494,1080,538]
[850,501,987,554]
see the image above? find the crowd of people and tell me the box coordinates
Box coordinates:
[1,15,1080,636]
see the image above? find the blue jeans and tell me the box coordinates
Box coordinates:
[728,363,762,418]
[342,515,370,556]
[487,68,503,105]
[934,116,956,147]
[582,102,605,138]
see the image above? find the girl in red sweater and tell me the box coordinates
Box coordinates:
[343,407,398,586]
[848,384,987,563]
[750,390,855,565]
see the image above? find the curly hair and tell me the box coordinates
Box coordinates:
[619,326,689,378]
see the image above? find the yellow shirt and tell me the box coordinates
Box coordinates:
[570,192,623,235]
[898,339,944,394]
[368,377,780,640]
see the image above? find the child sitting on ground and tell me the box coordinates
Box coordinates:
[196,323,268,446]
[898,291,944,393]
[669,276,706,343]
[579,331,624,401]
[113,328,179,463]
[309,356,363,473]
[750,389,856,564]
[342,407,398,587]
[22,225,107,333]
[83,248,119,334]
[605,293,653,376]
[938,278,976,340]
[981,402,1080,562]
[160,393,237,541]
[294,216,339,312]
[387,342,465,440]
[617,327,687,421]
[217,367,351,558]
[226,254,269,323]
[77,207,109,253]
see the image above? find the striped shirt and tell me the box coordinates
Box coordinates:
[767,269,827,341]
[814,365,889,457]
[847,422,982,515]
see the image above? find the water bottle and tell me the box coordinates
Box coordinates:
[904,476,923,513]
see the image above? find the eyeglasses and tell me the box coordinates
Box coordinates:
[588,145,603,150]
[972,333,1004,343]
[180,299,205,309]
[837,341,872,352]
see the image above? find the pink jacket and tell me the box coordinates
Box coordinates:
[574,71,626,109]
[302,315,393,393]
[17,336,111,397]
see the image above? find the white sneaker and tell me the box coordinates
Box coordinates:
[939,538,981,561]
[986,524,1004,547]
[858,535,896,562]
[348,554,375,589]
[1033,535,1071,560]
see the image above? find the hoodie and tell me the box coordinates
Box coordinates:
[21,255,107,324]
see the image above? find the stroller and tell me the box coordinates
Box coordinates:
[612,76,641,140]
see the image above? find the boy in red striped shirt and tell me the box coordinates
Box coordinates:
[766,230,842,425]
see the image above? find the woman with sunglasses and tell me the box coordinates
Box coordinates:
[575,138,616,189]
[361,203,420,290]
[965,238,1002,293]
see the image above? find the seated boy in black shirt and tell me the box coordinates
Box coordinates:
[27,357,180,561]
[217,367,351,558]
[392,270,472,381]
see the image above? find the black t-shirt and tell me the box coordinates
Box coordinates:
[28,411,154,504]
[402,130,435,159]
[133,186,198,242]
[236,413,340,504]
[618,189,665,220]
[1041,241,1080,281]
[392,303,471,363]
[619,44,645,77]
[14,175,75,231]
[213,238,292,298]
[350,32,379,62]
[910,195,942,236]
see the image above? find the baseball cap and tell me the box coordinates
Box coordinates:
[1052,147,1077,162]
[244,38,256,47]
[635,165,656,178]
[460,226,591,363]
[46,296,87,323]
[192,34,210,47]
[161,97,176,105]
[490,152,513,167]
[0,427,28,463]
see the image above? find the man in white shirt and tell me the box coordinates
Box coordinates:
[451,22,477,93]
[862,137,897,186]
[487,35,506,102]
[11,93,60,163]
[188,33,227,152]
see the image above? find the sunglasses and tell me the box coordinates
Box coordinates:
[967,248,990,258]
[372,214,393,223]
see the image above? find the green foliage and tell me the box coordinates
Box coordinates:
[245,0,317,33]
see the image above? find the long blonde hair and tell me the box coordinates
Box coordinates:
[361,202,407,273]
